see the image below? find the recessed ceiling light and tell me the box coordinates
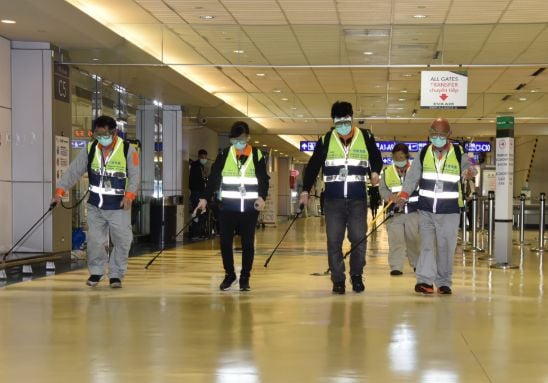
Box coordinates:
[1,19,16,24]
[363,51,374,55]
[262,144,267,147]
[304,119,309,123]
[254,141,260,144]
[200,15,215,20]
[489,120,495,123]
[397,107,404,110]
[531,89,538,93]
[402,74,413,77]
[274,149,278,152]
[92,58,99,61]
[297,114,304,118]
[273,89,282,93]
[508,106,513,110]
[519,97,527,101]
[291,107,297,110]
[256,73,266,77]
[400,89,408,93]
[233,50,244,54]
[413,14,427,19]
[281,97,288,101]
[398,98,406,101]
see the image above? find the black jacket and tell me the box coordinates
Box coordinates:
[189,160,207,194]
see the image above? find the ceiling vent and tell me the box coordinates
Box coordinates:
[343,28,391,37]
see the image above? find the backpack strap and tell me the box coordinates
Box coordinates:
[419,144,429,166]
[87,140,98,175]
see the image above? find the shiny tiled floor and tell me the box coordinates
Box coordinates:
[1,216,548,382]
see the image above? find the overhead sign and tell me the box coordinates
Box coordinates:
[420,70,468,109]
[300,141,316,152]
[465,142,491,153]
[71,139,87,149]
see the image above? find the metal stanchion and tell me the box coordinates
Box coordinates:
[470,193,484,252]
[461,199,471,249]
[531,193,546,253]
[479,191,495,261]
[514,194,530,246]
[480,197,486,232]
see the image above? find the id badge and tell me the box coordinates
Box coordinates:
[104,179,112,192]
[339,168,348,179]
[435,180,444,192]
[238,186,247,196]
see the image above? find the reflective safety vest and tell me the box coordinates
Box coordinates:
[383,164,418,214]
[221,146,262,212]
[322,128,370,199]
[87,138,128,210]
[418,144,463,214]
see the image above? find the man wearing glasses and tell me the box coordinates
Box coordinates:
[52,115,140,288]
[396,118,476,295]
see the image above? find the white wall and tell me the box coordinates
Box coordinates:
[0,37,12,251]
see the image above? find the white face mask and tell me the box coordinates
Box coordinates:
[199,159,208,165]
[393,160,407,168]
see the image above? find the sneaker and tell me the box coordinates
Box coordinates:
[332,281,345,294]
[86,275,102,287]
[219,273,237,291]
[239,277,251,291]
[109,278,122,288]
[414,283,434,294]
[390,270,403,276]
[438,286,452,295]
[351,275,365,293]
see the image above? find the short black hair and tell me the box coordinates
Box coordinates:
[229,121,250,138]
[198,149,208,156]
[92,115,117,131]
[331,101,353,119]
[392,143,410,157]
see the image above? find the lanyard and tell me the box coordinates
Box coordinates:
[231,147,250,177]
[100,147,115,176]
[432,148,449,180]
[334,128,357,159]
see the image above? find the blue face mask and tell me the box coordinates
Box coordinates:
[431,136,447,148]
[199,159,208,165]
[97,136,113,147]
[335,122,352,136]
[233,141,247,150]
[393,160,407,168]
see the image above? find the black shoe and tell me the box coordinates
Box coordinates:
[414,283,434,294]
[109,278,122,288]
[86,274,102,287]
[438,286,452,295]
[239,277,251,291]
[351,275,365,293]
[390,270,403,276]
[219,273,237,291]
[332,281,345,294]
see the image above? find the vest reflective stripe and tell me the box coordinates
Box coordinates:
[408,196,419,202]
[221,191,259,199]
[419,189,460,199]
[222,176,258,185]
[89,185,125,196]
[383,164,419,213]
[325,159,369,167]
[324,175,367,183]
[390,185,402,192]
[422,172,461,182]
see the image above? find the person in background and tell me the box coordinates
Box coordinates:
[189,149,209,238]
[194,121,269,291]
[299,101,383,294]
[52,115,140,289]
[396,118,476,295]
[379,143,420,276]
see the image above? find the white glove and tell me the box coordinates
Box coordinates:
[299,191,309,207]
[193,199,208,216]
[254,197,266,211]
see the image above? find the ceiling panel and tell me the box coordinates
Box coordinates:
[222,0,286,25]
[446,0,510,24]
[336,0,392,25]
[501,0,548,23]
[392,0,452,24]
[278,0,338,24]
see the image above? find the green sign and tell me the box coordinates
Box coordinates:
[496,116,514,130]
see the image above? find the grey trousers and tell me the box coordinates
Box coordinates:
[387,212,420,272]
[86,204,133,279]
[324,198,367,283]
[416,210,460,287]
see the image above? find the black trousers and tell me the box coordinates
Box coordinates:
[219,210,259,277]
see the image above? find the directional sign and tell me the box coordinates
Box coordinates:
[71,139,87,149]
[420,70,468,109]
[465,142,491,153]
[300,141,317,152]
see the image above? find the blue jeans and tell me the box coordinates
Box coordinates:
[324,198,368,283]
